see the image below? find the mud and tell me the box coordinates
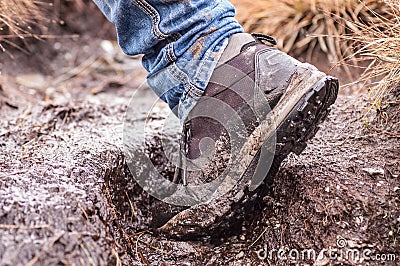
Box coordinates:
[1,9,399,265]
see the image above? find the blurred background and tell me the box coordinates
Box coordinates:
[1,0,399,112]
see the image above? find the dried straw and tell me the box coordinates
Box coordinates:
[232,0,392,64]
[346,0,400,109]
[0,0,51,51]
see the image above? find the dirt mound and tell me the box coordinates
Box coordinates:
[1,83,398,265]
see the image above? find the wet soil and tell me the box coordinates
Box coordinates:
[1,9,399,265]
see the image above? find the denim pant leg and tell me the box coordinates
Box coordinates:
[92,0,243,120]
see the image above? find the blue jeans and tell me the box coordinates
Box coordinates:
[92,0,243,120]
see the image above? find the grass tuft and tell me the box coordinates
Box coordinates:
[0,0,52,52]
[347,0,400,110]
[232,0,392,64]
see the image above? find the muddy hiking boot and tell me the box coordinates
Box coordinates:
[152,33,339,238]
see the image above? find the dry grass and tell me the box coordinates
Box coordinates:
[347,0,400,110]
[0,0,52,52]
[0,0,90,53]
[232,0,392,64]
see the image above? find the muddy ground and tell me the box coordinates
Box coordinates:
[1,5,399,265]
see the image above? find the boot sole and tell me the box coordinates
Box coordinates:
[263,75,339,186]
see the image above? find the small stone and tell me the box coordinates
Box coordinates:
[53,42,61,50]
[15,73,46,89]
[325,187,330,192]
[101,40,116,55]
[394,187,400,192]
[236,251,244,259]
[347,239,359,248]
[362,167,384,176]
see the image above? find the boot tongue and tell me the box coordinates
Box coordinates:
[218,33,278,65]
[218,33,257,64]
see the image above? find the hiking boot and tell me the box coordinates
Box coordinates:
[152,33,339,238]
